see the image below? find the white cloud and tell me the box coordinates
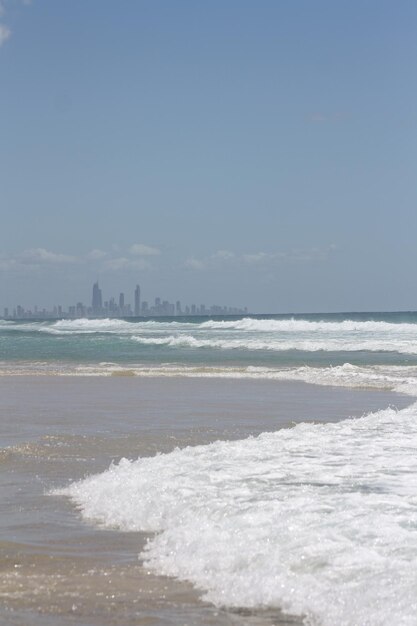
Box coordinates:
[185,245,336,271]
[87,248,107,260]
[185,250,237,271]
[0,1,32,48]
[243,252,272,264]
[1,245,160,274]
[103,257,152,271]
[129,243,160,257]
[0,247,79,272]
[19,248,77,265]
[184,257,206,270]
[0,23,11,46]
[212,250,235,260]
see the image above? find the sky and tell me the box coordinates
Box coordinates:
[0,0,416,314]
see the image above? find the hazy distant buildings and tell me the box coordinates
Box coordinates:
[3,280,247,320]
[134,285,141,316]
[92,281,102,314]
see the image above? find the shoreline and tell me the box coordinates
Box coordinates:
[0,375,412,450]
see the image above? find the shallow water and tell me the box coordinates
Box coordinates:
[1,377,408,626]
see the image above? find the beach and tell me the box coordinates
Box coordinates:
[0,375,411,626]
[2,0,415,621]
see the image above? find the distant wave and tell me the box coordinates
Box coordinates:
[43,318,192,335]
[2,317,417,354]
[3,316,417,355]
[2,318,193,335]
[131,334,417,354]
[5,316,417,335]
[55,401,417,625]
[199,317,417,332]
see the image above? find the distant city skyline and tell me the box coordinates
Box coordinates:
[2,281,247,320]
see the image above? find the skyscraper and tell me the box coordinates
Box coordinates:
[134,284,141,316]
[92,281,102,314]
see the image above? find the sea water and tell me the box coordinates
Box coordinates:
[1,312,417,625]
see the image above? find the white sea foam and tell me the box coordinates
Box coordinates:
[131,334,255,349]
[4,318,192,335]
[199,317,417,333]
[4,317,417,354]
[44,318,189,334]
[268,363,417,396]
[131,333,417,354]
[56,403,417,625]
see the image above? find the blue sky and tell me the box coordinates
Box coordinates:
[1,0,416,313]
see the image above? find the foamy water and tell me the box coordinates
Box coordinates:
[56,402,417,626]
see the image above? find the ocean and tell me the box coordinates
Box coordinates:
[1,313,417,625]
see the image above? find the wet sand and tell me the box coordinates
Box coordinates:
[0,376,411,625]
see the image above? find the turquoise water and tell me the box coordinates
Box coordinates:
[2,312,417,371]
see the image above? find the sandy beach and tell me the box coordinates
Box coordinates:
[0,376,411,626]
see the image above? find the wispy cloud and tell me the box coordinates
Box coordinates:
[242,252,274,264]
[0,244,162,273]
[0,247,78,272]
[185,245,337,271]
[0,0,32,48]
[87,248,107,260]
[129,243,160,257]
[88,244,160,270]
[101,243,161,270]
[184,257,206,270]
[0,22,10,46]
[212,250,235,260]
[103,257,152,271]
[19,248,78,265]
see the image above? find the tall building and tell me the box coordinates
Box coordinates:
[119,292,124,312]
[134,284,141,316]
[92,281,102,314]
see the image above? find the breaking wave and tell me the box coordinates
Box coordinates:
[55,402,417,625]
[3,316,417,354]
[131,334,417,354]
